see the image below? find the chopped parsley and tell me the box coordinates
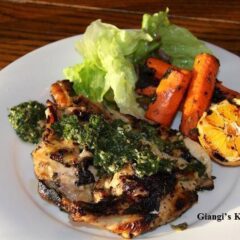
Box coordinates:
[52,114,174,177]
[52,114,205,178]
[51,114,81,141]
[171,222,188,231]
[8,101,46,143]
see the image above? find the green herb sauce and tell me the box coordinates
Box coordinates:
[52,115,174,177]
[52,114,205,177]
[8,101,46,144]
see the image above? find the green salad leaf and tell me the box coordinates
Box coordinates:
[64,10,211,117]
[64,20,157,117]
[142,9,212,69]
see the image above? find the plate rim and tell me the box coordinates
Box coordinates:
[1,34,240,240]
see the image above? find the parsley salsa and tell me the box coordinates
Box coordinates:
[8,101,205,178]
[8,101,45,144]
[52,114,205,177]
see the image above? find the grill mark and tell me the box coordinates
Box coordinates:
[212,151,227,162]
[76,196,122,216]
[175,191,198,211]
[38,180,62,205]
[75,159,95,186]
[74,171,176,217]
[50,149,68,163]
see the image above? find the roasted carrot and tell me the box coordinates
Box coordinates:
[136,86,157,97]
[146,57,239,101]
[214,80,240,102]
[146,57,171,79]
[180,53,220,140]
[145,69,191,127]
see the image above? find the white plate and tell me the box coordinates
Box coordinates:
[0,35,240,240]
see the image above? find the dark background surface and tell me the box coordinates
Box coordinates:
[0,0,239,68]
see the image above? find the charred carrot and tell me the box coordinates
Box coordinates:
[146,57,238,103]
[214,81,240,102]
[136,86,157,97]
[145,69,191,127]
[180,53,220,140]
[146,57,171,79]
[146,57,239,100]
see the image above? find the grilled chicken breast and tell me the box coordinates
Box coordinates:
[32,80,214,238]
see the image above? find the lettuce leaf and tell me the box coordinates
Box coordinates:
[64,20,158,117]
[64,10,212,118]
[64,61,107,101]
[142,10,212,69]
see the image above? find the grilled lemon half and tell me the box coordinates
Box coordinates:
[197,99,240,166]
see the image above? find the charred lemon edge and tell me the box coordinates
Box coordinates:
[197,98,240,166]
